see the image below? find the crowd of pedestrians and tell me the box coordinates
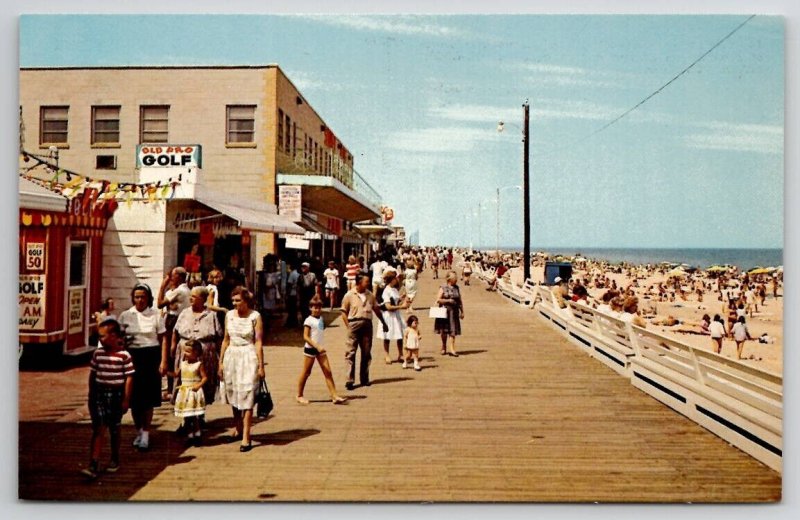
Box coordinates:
[82,245,466,478]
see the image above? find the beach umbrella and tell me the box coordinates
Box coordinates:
[667,267,686,278]
[748,267,775,275]
[706,265,728,273]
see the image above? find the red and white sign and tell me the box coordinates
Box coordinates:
[19,274,46,330]
[25,242,45,271]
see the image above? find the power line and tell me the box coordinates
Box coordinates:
[538,14,757,158]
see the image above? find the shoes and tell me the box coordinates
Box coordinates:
[106,461,120,473]
[81,461,99,479]
[239,442,253,452]
[332,396,347,405]
[345,382,355,391]
[414,364,421,371]
[402,362,408,369]
[384,356,392,364]
[448,352,459,357]
[440,350,447,356]
[132,431,143,447]
[361,380,371,387]
[296,396,310,404]
[137,432,150,451]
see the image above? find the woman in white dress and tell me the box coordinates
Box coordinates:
[377,270,409,364]
[403,259,419,311]
[217,286,264,452]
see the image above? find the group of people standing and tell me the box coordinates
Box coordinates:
[82,247,466,479]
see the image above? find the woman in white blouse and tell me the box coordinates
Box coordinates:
[117,284,168,451]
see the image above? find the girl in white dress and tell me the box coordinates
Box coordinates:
[171,340,207,445]
[402,315,422,371]
[377,270,409,364]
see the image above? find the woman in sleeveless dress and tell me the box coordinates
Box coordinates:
[434,271,464,357]
[218,286,264,452]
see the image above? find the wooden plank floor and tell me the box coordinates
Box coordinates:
[18,267,781,502]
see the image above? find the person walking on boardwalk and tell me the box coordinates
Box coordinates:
[171,285,222,431]
[403,259,419,310]
[298,262,319,323]
[340,273,389,390]
[402,314,422,371]
[218,287,264,452]
[82,319,134,479]
[732,316,753,360]
[296,295,347,405]
[118,284,168,452]
[170,340,208,445]
[284,263,301,328]
[378,269,409,364]
[709,314,727,354]
[434,271,464,357]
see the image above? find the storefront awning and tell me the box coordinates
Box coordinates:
[194,191,304,234]
[353,223,393,236]
[299,215,337,240]
[19,176,69,212]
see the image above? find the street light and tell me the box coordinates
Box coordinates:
[497,101,531,281]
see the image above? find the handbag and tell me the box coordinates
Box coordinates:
[256,378,274,418]
[429,306,448,319]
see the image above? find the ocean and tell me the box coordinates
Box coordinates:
[491,247,783,271]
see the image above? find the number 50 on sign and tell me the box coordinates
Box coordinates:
[26,242,45,271]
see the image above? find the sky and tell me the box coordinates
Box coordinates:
[19,13,784,250]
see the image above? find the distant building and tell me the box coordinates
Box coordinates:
[20,65,383,314]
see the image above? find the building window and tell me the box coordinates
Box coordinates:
[96,155,117,170]
[40,106,69,145]
[227,105,255,144]
[292,122,297,157]
[92,106,121,144]
[140,105,169,143]
[284,114,292,152]
[278,108,284,150]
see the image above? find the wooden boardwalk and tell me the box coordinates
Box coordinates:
[18,267,781,502]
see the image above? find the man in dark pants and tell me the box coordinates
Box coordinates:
[340,273,388,389]
[298,262,319,322]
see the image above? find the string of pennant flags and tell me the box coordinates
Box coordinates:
[20,149,183,210]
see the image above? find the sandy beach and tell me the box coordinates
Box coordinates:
[504,262,783,376]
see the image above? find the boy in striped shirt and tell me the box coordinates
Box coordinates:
[82,319,135,479]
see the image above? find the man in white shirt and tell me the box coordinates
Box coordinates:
[369,256,387,296]
[157,266,191,397]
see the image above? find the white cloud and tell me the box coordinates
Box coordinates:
[387,126,499,153]
[684,123,783,155]
[296,15,466,38]
[428,104,519,124]
[504,62,625,89]
[285,70,345,93]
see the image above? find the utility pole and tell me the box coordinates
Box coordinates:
[523,101,531,282]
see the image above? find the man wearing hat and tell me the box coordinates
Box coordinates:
[298,262,319,322]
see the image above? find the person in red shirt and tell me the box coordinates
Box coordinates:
[183,243,202,286]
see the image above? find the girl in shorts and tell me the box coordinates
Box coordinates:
[296,296,347,405]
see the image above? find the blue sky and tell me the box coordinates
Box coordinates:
[20,14,784,249]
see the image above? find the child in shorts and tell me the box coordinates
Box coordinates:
[83,319,135,479]
[296,296,347,405]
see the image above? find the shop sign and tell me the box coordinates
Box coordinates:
[68,289,84,334]
[325,217,342,237]
[172,211,239,235]
[19,274,46,330]
[25,242,46,271]
[278,185,302,222]
[136,145,202,168]
[284,234,310,250]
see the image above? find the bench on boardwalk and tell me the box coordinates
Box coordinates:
[476,264,496,285]
[629,325,783,472]
[520,279,539,308]
[497,276,532,307]
[565,301,636,376]
[532,286,571,331]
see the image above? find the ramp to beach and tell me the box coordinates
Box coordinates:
[18,267,781,502]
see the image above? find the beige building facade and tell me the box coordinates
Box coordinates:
[20,65,382,305]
